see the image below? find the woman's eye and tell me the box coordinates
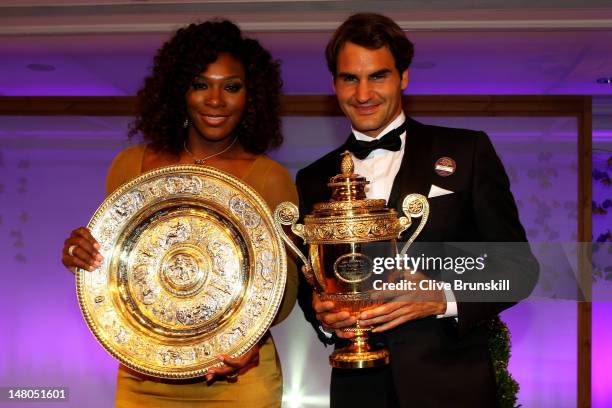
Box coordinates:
[192,82,207,90]
[225,83,243,93]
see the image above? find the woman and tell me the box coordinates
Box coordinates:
[61,20,297,407]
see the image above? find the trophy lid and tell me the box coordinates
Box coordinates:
[327,151,369,201]
[311,151,390,215]
[300,152,412,244]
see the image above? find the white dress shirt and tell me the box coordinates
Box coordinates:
[350,112,458,319]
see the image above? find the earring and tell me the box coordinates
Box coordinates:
[183,118,190,128]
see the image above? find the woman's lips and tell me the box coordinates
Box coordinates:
[199,113,229,126]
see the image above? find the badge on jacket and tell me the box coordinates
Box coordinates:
[434,157,456,177]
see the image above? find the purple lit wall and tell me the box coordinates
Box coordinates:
[592,147,612,408]
[0,121,129,407]
[0,113,608,407]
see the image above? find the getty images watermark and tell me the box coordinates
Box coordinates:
[370,253,511,293]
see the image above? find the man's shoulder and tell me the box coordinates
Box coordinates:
[411,118,485,142]
[409,118,491,157]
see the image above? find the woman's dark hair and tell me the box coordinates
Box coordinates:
[129,20,283,155]
[325,13,414,77]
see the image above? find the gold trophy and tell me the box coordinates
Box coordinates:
[274,152,429,369]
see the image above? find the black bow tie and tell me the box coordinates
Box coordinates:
[346,121,406,160]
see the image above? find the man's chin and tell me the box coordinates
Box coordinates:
[352,123,384,137]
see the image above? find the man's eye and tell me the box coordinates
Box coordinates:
[342,76,357,83]
[371,74,386,80]
[192,82,207,90]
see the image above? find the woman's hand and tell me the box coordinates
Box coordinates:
[61,227,103,273]
[205,343,261,382]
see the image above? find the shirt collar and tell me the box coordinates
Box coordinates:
[352,112,406,142]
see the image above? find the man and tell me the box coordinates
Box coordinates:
[295,13,539,407]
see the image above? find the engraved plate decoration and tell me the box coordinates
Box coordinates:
[275,152,429,369]
[77,165,287,379]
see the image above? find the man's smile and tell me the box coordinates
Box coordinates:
[351,103,381,115]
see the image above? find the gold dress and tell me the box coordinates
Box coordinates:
[104,144,298,408]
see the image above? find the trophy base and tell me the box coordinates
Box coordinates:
[329,347,390,369]
[329,324,390,369]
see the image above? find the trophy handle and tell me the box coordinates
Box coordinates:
[273,202,317,287]
[399,194,430,255]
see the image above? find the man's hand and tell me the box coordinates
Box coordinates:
[312,292,356,339]
[359,299,446,333]
[359,271,447,333]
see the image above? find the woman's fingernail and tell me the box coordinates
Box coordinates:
[94,243,100,249]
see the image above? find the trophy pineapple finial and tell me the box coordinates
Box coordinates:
[340,151,354,175]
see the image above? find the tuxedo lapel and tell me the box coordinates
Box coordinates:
[326,136,352,176]
[301,137,353,213]
[337,136,352,160]
[317,136,352,179]
[388,118,434,212]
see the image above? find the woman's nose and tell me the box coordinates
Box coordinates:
[205,87,224,107]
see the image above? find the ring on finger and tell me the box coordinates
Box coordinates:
[226,372,238,380]
[68,244,78,257]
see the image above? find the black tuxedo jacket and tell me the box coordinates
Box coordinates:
[295,117,539,407]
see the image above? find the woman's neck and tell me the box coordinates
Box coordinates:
[185,131,237,158]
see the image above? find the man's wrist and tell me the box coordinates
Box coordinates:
[438,300,447,315]
[319,325,334,339]
[436,287,458,318]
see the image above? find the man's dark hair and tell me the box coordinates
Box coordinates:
[325,13,414,77]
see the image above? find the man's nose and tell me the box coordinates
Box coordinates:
[355,81,371,103]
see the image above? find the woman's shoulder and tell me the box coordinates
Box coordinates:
[252,155,292,179]
[249,155,297,208]
[105,143,147,196]
[112,144,147,166]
